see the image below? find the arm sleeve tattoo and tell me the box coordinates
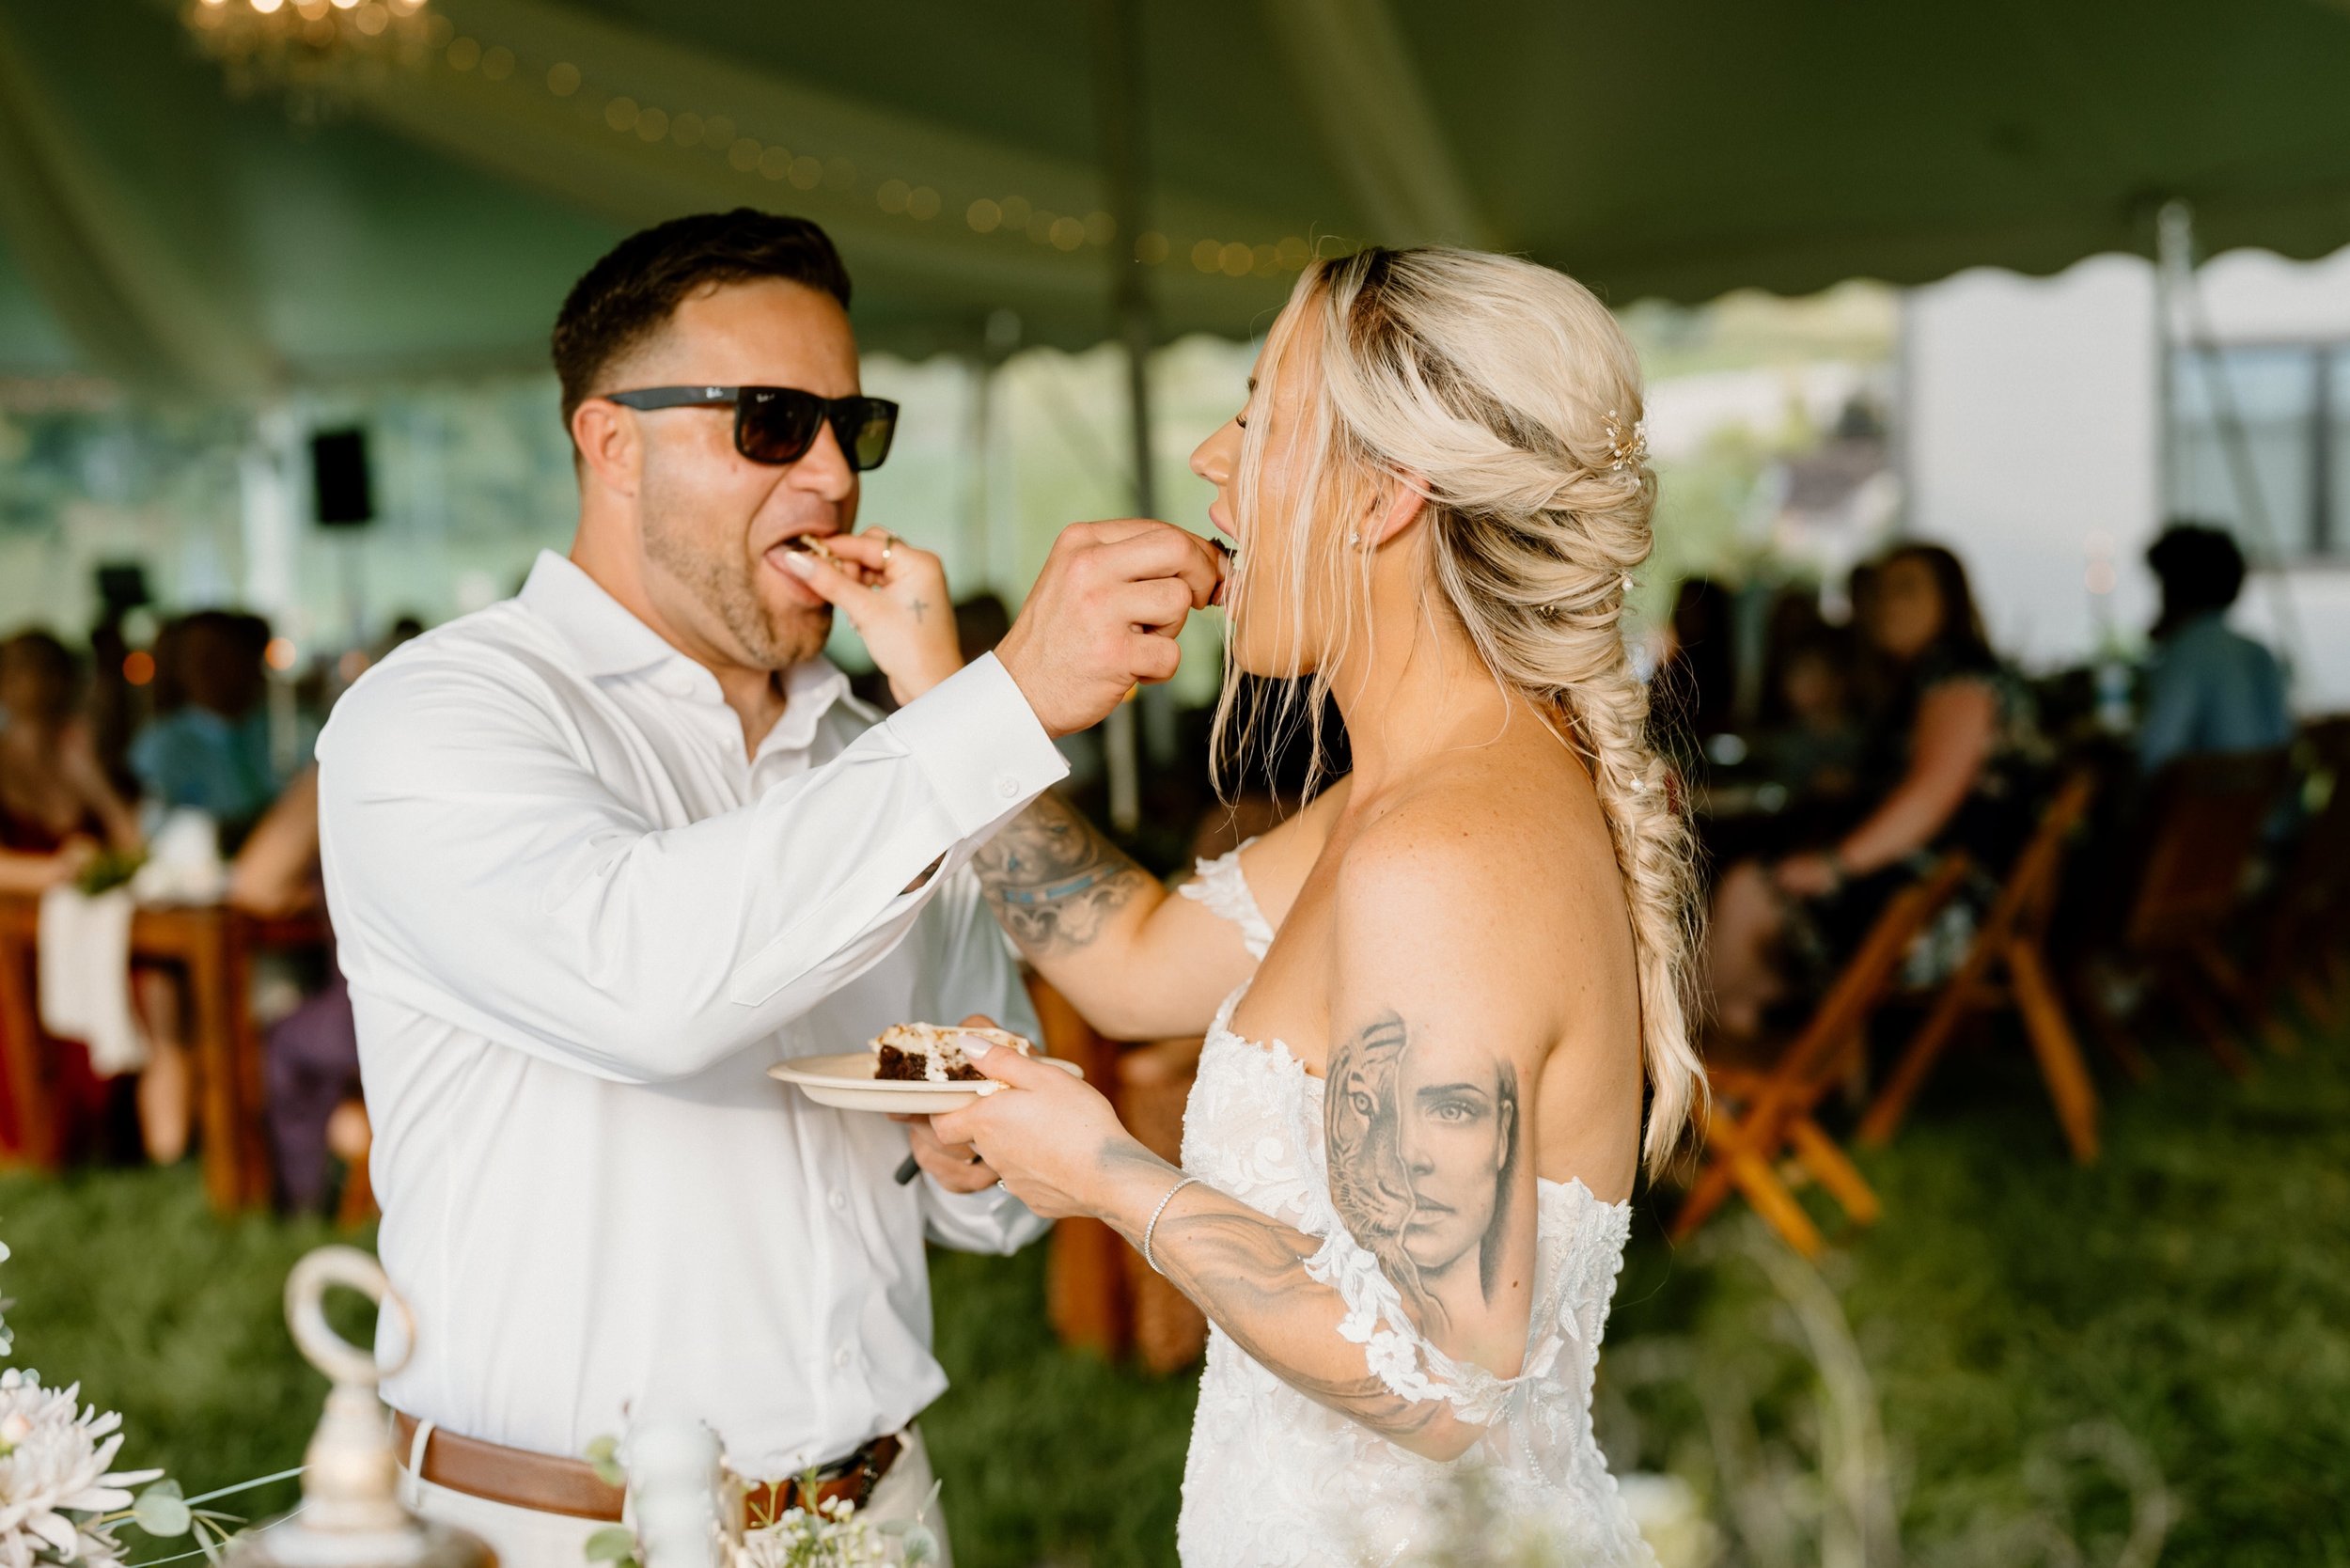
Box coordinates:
[970,791,1156,957]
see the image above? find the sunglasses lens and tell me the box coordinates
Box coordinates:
[838,400,898,472]
[736,390,825,465]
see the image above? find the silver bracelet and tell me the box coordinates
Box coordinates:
[1141,1174,1199,1275]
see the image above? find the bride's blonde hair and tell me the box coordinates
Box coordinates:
[1215,245,1703,1174]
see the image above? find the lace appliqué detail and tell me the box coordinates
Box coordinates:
[1179,842,1274,960]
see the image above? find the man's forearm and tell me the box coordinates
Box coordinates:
[970,791,1157,960]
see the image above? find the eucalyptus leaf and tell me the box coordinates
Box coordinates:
[584,1435,625,1488]
[898,1523,939,1565]
[133,1482,192,1538]
[583,1525,639,1563]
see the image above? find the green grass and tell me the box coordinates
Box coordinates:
[13,1015,2350,1568]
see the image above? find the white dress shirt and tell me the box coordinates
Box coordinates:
[316,550,1068,1478]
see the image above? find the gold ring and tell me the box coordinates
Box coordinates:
[872,528,895,570]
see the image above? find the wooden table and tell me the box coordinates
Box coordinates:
[0,894,328,1213]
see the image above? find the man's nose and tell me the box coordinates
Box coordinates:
[788,419,856,501]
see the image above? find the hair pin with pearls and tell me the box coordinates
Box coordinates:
[1604,411,1649,471]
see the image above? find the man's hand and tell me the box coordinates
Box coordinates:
[900,1114,1000,1193]
[780,530,964,705]
[995,521,1227,737]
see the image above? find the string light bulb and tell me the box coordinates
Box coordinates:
[185,0,1319,276]
[182,0,431,113]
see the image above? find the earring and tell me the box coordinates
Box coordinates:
[1347,530,1362,547]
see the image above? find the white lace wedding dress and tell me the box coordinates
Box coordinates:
[1171,848,1654,1567]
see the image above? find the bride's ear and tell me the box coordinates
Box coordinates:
[1363,470,1430,550]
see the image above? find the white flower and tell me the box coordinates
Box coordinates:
[0,1370,161,1568]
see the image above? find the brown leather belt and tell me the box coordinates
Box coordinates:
[392,1411,902,1523]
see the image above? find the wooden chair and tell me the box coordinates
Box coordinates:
[1858,772,2102,1161]
[1674,855,1970,1258]
[2105,748,2293,1076]
[2258,718,2350,1040]
[1026,973,1209,1373]
[334,1098,377,1230]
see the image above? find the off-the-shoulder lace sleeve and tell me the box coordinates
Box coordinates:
[1179,841,1275,960]
[1281,1085,1570,1430]
[1292,1196,1524,1427]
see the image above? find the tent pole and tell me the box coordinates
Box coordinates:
[2158,200,2307,671]
[1093,0,1155,835]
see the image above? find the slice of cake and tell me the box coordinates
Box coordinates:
[871,1023,1035,1083]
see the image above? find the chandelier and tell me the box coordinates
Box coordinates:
[182,0,434,118]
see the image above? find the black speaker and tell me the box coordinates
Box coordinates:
[310,427,374,527]
[94,562,151,614]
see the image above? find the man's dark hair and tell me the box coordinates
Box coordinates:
[551,210,853,432]
[2147,521,2248,635]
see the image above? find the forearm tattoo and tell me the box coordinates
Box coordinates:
[1155,1207,1443,1441]
[1326,1011,1521,1340]
[1100,1144,1440,1442]
[972,791,1154,956]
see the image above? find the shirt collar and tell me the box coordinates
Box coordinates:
[518,549,853,749]
[760,658,853,758]
[519,551,692,681]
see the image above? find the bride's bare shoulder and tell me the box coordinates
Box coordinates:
[1335,750,1625,972]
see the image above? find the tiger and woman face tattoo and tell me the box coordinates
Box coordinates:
[1325,1010,1521,1335]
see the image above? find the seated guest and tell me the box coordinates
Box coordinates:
[131,611,284,843]
[227,766,365,1214]
[2137,523,2290,775]
[1753,623,1867,803]
[0,630,142,890]
[1705,543,2039,1042]
[1652,574,1737,773]
[0,630,146,1159]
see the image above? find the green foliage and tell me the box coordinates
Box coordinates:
[0,1166,349,1541]
[583,1434,625,1489]
[73,850,148,899]
[581,1525,639,1565]
[130,1481,190,1539]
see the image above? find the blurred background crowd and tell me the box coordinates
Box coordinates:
[5,2,2350,1564]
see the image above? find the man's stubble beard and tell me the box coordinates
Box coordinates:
[641,486,831,673]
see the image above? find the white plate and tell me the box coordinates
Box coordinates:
[769,1050,1083,1115]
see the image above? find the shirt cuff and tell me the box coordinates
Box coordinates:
[886,654,1069,838]
[921,1174,1049,1255]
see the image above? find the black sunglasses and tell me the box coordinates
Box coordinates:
[605,385,900,471]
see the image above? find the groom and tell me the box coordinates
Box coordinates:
[316,210,1219,1566]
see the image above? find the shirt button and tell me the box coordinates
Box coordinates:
[828,1188,847,1213]
[832,1346,853,1369]
[995,775,1020,800]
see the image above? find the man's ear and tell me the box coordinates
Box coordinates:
[1364,470,1430,549]
[571,398,640,499]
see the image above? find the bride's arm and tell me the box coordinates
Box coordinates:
[969,780,1347,1040]
[940,824,1543,1461]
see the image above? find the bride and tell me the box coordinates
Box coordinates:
[934,245,1701,1565]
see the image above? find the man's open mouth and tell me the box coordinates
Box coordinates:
[776,534,845,568]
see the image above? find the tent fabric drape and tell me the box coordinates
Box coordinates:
[0,8,279,399]
[4,0,2350,394]
[1259,0,1490,249]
